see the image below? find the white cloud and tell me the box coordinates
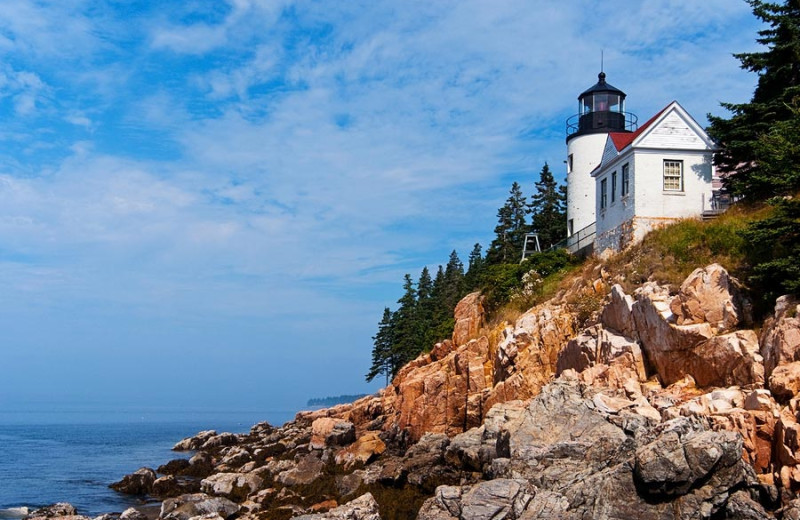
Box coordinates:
[0,0,768,404]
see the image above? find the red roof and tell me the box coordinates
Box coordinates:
[608,103,672,151]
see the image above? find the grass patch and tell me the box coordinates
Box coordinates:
[605,208,758,293]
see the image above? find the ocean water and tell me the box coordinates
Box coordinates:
[0,409,296,519]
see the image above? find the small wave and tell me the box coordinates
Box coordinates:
[0,507,30,519]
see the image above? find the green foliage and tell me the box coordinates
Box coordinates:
[464,243,485,289]
[740,197,800,305]
[529,163,567,248]
[707,0,800,200]
[610,213,750,291]
[480,250,574,313]
[366,308,396,383]
[486,182,528,264]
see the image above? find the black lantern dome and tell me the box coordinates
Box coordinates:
[566,72,637,142]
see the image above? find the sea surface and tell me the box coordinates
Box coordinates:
[0,408,296,519]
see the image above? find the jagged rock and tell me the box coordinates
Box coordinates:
[487,377,758,518]
[200,472,263,499]
[185,451,215,478]
[745,389,775,411]
[218,447,251,469]
[452,292,484,347]
[688,330,764,387]
[24,504,82,520]
[160,493,240,520]
[770,362,800,400]
[556,324,646,381]
[634,423,742,496]
[200,433,239,451]
[784,498,800,520]
[310,418,356,450]
[601,284,637,338]
[158,459,191,475]
[117,509,146,520]
[277,454,325,487]
[722,490,772,519]
[293,493,381,520]
[108,467,156,495]
[418,479,533,520]
[669,263,750,333]
[632,282,714,385]
[334,432,385,469]
[152,475,184,498]
[335,472,364,499]
[173,431,217,451]
[761,295,800,378]
[402,433,459,490]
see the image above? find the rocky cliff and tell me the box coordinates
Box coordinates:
[29,262,800,519]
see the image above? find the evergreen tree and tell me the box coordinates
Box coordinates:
[706,0,800,199]
[741,197,800,303]
[442,250,466,311]
[365,307,395,384]
[391,274,421,369]
[464,243,484,290]
[487,182,528,264]
[429,265,448,330]
[529,163,567,248]
[416,266,436,349]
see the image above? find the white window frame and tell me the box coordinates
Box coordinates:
[600,178,607,209]
[621,163,630,197]
[611,171,617,203]
[663,160,683,191]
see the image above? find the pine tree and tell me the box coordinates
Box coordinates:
[487,182,528,264]
[529,163,567,249]
[391,274,421,369]
[706,0,800,200]
[464,243,484,290]
[416,266,436,349]
[442,250,466,311]
[365,307,395,384]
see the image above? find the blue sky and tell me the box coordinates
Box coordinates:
[0,1,763,416]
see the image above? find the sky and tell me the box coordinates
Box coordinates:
[0,0,765,417]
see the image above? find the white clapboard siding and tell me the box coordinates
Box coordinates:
[600,137,620,165]
[637,110,706,150]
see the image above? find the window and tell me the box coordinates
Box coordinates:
[611,171,617,203]
[567,154,573,173]
[600,178,607,209]
[568,219,574,236]
[663,160,683,191]
[621,163,630,197]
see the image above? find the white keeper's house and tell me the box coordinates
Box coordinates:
[564,72,724,257]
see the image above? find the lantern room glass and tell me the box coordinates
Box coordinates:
[580,93,624,114]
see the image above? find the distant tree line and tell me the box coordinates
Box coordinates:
[307,394,370,407]
[366,163,569,384]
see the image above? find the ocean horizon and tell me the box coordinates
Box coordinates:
[0,407,298,518]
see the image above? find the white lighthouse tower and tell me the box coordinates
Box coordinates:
[565,72,636,238]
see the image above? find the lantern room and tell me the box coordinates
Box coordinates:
[566,72,637,141]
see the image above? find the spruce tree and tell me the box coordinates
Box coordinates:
[706,0,800,199]
[464,243,484,290]
[416,266,436,349]
[391,274,421,369]
[365,307,395,384]
[487,182,528,264]
[529,163,567,249]
[442,250,466,311]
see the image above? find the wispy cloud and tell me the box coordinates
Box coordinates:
[0,0,765,408]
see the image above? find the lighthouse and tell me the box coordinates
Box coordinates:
[565,72,636,237]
